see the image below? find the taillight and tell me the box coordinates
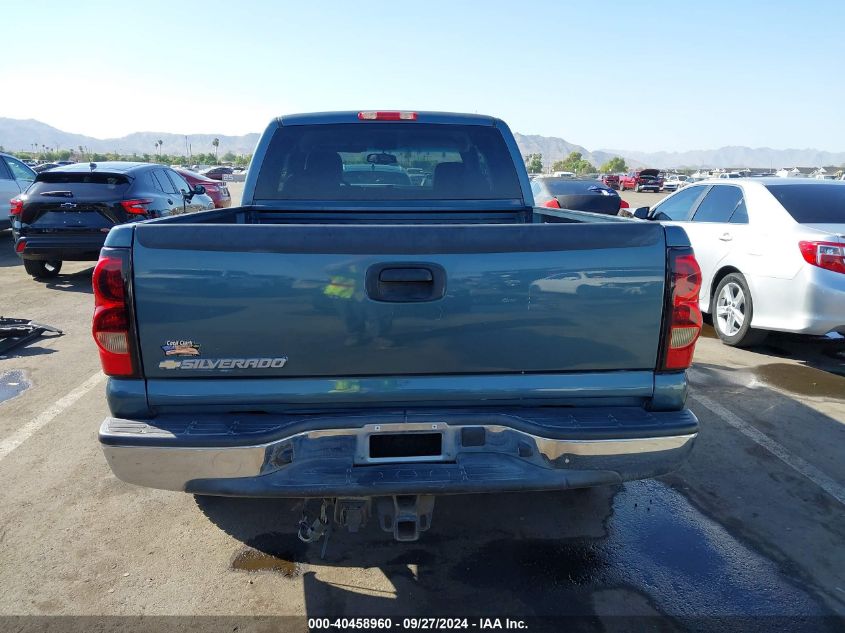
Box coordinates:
[358,111,418,121]
[620,199,630,209]
[119,199,152,215]
[660,249,702,371]
[542,198,561,208]
[15,239,26,253]
[92,249,137,377]
[10,197,23,216]
[799,240,845,274]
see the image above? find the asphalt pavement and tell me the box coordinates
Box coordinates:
[0,194,843,630]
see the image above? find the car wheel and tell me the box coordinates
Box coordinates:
[713,273,767,347]
[23,259,62,279]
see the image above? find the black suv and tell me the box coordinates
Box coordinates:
[10,162,213,279]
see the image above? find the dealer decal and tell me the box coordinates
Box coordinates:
[158,357,288,370]
[161,340,201,356]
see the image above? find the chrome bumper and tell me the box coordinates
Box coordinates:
[100,415,697,497]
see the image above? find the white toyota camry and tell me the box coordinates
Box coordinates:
[629,178,845,346]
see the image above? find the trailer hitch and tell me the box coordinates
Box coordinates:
[296,496,435,544]
[0,317,63,355]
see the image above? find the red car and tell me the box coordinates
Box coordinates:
[200,166,234,181]
[600,173,620,189]
[174,168,232,208]
[619,169,661,192]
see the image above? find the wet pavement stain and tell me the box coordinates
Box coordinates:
[230,531,306,577]
[0,370,31,404]
[231,547,301,577]
[753,363,845,399]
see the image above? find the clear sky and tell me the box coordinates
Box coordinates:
[2,0,843,152]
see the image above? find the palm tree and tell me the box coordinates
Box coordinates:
[212,138,220,163]
[157,139,163,158]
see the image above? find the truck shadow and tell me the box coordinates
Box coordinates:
[195,488,621,618]
[193,373,845,623]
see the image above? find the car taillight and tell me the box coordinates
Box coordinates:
[119,199,152,215]
[542,198,561,208]
[660,249,702,371]
[799,241,845,274]
[620,199,630,209]
[358,111,418,121]
[10,197,23,216]
[92,249,137,377]
[15,239,26,253]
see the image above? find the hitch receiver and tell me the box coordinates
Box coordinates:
[377,495,435,542]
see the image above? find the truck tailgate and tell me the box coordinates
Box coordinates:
[132,222,666,383]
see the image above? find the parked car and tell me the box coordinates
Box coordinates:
[33,162,60,173]
[200,166,234,181]
[619,169,661,192]
[661,174,688,192]
[174,168,232,208]
[342,163,412,186]
[1,153,37,230]
[22,159,39,167]
[96,110,700,543]
[628,178,845,346]
[679,176,706,188]
[600,173,620,189]
[11,162,214,279]
[531,177,622,215]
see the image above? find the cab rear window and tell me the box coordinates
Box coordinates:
[254,123,522,201]
[765,184,845,223]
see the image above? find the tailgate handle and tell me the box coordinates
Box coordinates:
[367,263,445,302]
[379,267,433,283]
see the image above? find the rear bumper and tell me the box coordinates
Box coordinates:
[99,407,698,497]
[16,233,107,261]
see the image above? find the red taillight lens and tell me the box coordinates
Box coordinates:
[10,197,23,216]
[662,249,703,370]
[120,199,152,215]
[92,250,136,377]
[799,240,845,274]
[542,198,561,208]
[358,111,418,121]
[620,199,630,209]
[93,256,125,303]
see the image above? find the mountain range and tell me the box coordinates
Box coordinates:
[2,117,844,170]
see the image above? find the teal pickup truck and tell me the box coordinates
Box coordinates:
[96,111,701,542]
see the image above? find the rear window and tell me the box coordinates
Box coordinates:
[765,184,845,223]
[544,180,616,196]
[254,123,522,201]
[29,172,131,196]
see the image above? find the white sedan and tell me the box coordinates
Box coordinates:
[630,178,845,346]
[661,174,687,192]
